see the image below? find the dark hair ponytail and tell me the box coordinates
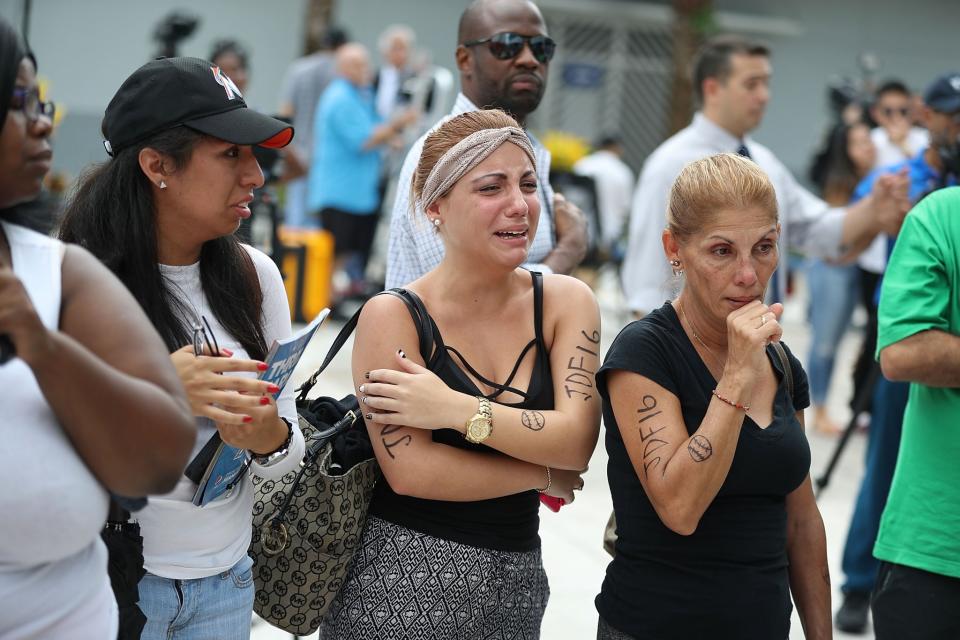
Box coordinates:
[59,127,268,360]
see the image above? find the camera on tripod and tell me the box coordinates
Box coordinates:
[153,12,199,59]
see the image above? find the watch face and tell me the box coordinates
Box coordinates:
[468,417,492,441]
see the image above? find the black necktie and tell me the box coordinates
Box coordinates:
[736,143,752,159]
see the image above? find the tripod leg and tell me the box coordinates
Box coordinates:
[814,362,882,498]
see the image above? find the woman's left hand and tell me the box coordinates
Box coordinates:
[360,349,468,431]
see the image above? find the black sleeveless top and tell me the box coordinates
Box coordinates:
[368,271,554,551]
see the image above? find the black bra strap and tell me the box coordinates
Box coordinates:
[445,339,537,400]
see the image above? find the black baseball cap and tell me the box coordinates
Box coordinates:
[101,56,293,156]
[924,72,960,114]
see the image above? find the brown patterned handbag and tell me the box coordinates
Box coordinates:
[249,289,432,635]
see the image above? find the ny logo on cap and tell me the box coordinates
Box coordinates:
[211,66,242,100]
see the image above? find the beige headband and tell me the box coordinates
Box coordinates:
[419,126,538,212]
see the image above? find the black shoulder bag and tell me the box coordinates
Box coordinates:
[250,289,432,636]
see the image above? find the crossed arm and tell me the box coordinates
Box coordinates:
[881,329,960,387]
[352,276,601,501]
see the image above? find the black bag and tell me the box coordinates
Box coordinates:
[250,289,432,635]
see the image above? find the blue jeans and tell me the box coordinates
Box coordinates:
[805,259,859,405]
[138,554,255,640]
[840,377,909,593]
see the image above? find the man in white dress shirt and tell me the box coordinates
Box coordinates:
[620,36,909,316]
[385,0,587,289]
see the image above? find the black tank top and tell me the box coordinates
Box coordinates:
[368,271,554,551]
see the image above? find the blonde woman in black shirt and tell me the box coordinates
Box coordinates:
[596,153,830,640]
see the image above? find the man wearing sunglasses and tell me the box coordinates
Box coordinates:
[871,80,929,168]
[385,0,587,289]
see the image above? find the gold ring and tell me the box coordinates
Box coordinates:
[759,314,767,327]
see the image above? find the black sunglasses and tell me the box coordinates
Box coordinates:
[192,315,221,357]
[463,32,556,64]
[881,106,910,118]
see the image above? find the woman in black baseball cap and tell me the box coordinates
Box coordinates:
[0,19,196,639]
[60,57,304,639]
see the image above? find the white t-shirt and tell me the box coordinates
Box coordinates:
[0,221,117,638]
[137,246,304,580]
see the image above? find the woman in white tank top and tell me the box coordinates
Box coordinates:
[0,18,196,639]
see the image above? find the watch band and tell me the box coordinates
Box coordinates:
[252,417,293,467]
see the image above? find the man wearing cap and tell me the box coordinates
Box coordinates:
[620,36,910,316]
[833,71,960,635]
[385,0,588,289]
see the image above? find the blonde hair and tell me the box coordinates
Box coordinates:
[412,109,521,208]
[667,153,778,240]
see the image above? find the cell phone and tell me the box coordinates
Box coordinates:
[539,494,565,512]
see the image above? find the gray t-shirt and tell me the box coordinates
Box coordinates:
[279,51,337,155]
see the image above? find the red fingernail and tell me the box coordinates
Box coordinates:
[221,348,233,357]
[259,397,270,405]
[267,384,280,394]
[243,416,253,423]
[257,362,268,371]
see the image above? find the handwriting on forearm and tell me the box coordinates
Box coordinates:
[564,329,600,401]
[687,434,713,462]
[521,410,545,431]
[380,424,411,459]
[637,394,669,477]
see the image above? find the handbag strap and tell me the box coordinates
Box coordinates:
[295,289,434,402]
[771,341,794,399]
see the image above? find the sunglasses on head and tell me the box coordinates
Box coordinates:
[463,32,557,64]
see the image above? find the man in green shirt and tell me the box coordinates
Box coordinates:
[872,185,960,638]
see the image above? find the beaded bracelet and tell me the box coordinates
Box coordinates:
[538,466,552,493]
[711,389,750,412]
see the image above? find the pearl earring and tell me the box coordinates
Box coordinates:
[159,180,167,190]
[433,218,441,227]
[670,259,683,276]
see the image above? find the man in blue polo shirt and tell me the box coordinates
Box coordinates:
[835,71,960,634]
[308,43,416,302]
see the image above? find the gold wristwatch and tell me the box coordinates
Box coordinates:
[464,396,493,444]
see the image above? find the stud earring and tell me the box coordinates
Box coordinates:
[432,218,441,227]
[670,259,683,276]
[159,180,167,190]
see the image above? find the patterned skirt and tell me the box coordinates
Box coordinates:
[318,516,550,639]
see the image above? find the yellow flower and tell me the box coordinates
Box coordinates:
[541,130,590,172]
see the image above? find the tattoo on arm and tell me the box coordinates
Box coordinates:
[564,329,600,402]
[521,410,545,431]
[687,434,713,462]
[380,424,412,459]
[637,394,669,478]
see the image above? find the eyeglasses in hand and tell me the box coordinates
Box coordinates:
[192,315,221,357]
[462,32,557,64]
[10,87,55,124]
